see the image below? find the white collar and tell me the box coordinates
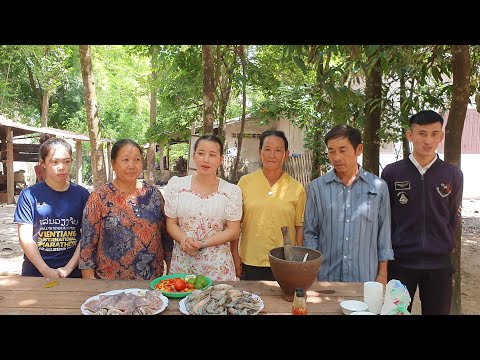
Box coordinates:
[409,153,437,175]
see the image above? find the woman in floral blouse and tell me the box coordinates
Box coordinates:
[79,139,173,280]
[164,135,242,281]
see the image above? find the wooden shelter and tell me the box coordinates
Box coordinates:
[0,115,112,204]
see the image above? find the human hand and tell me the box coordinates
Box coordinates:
[190,237,203,250]
[235,261,243,279]
[376,272,387,286]
[181,236,199,256]
[41,267,61,279]
[232,253,243,278]
[57,267,72,278]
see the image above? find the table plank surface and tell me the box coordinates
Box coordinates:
[0,276,363,315]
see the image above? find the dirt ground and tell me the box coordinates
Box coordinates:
[1,199,479,314]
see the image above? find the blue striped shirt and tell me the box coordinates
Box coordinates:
[304,167,394,282]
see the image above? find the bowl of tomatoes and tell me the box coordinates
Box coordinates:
[150,273,212,298]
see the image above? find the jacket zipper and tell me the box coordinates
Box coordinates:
[421,173,426,269]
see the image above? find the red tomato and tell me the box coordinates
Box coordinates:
[173,278,187,291]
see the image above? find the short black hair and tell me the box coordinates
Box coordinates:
[325,124,362,150]
[259,130,289,151]
[409,110,444,127]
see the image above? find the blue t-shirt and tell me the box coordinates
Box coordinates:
[14,181,91,277]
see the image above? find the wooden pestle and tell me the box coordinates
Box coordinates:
[281,226,295,261]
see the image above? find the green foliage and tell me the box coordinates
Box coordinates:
[0,45,41,122]
[0,44,474,186]
[146,104,196,144]
[91,45,151,144]
[49,47,86,129]
[169,143,189,163]
[251,85,318,126]
[28,45,72,94]
[139,45,204,142]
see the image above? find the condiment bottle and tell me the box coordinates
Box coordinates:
[292,288,308,315]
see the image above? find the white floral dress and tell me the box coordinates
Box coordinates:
[164,175,242,281]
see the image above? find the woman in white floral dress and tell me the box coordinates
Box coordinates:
[164,135,242,281]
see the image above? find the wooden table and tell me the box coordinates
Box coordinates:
[0,275,363,315]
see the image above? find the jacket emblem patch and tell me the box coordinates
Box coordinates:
[397,191,408,204]
[436,182,452,198]
[394,181,411,191]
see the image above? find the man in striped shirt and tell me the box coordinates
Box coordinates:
[304,124,394,284]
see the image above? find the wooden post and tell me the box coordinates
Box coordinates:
[76,140,83,186]
[106,141,112,182]
[6,127,14,204]
[0,141,5,175]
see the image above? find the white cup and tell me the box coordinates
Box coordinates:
[363,281,384,315]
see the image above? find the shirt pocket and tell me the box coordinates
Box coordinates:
[353,192,379,223]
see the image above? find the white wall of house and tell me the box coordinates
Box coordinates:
[223,120,268,173]
[222,116,307,173]
[276,117,306,155]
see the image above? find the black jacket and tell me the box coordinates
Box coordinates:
[381,156,463,269]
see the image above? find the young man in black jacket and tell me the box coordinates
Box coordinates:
[381,110,463,315]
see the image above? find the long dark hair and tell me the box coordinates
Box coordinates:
[194,134,224,154]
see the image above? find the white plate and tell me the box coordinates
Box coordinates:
[81,288,168,315]
[179,293,264,315]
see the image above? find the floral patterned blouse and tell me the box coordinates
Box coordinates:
[164,176,242,281]
[79,182,173,280]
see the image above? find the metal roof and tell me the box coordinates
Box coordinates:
[0,115,112,142]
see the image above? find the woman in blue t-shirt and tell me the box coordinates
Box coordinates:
[14,137,90,278]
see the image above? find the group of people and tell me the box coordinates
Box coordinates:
[13,109,463,315]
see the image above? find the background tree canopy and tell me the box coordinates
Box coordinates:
[1,44,476,173]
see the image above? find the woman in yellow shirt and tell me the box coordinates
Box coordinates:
[236,130,306,280]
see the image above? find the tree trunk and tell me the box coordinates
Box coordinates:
[363,57,382,175]
[202,45,215,134]
[40,90,49,127]
[446,45,470,315]
[232,45,247,183]
[27,66,42,108]
[146,46,158,185]
[402,130,410,159]
[214,45,221,90]
[399,72,410,159]
[40,46,51,127]
[158,140,165,176]
[312,49,329,179]
[146,147,156,185]
[218,47,237,178]
[218,46,236,139]
[79,45,107,189]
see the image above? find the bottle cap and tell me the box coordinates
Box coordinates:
[295,288,304,297]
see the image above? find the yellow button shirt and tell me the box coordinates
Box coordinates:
[238,169,306,267]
